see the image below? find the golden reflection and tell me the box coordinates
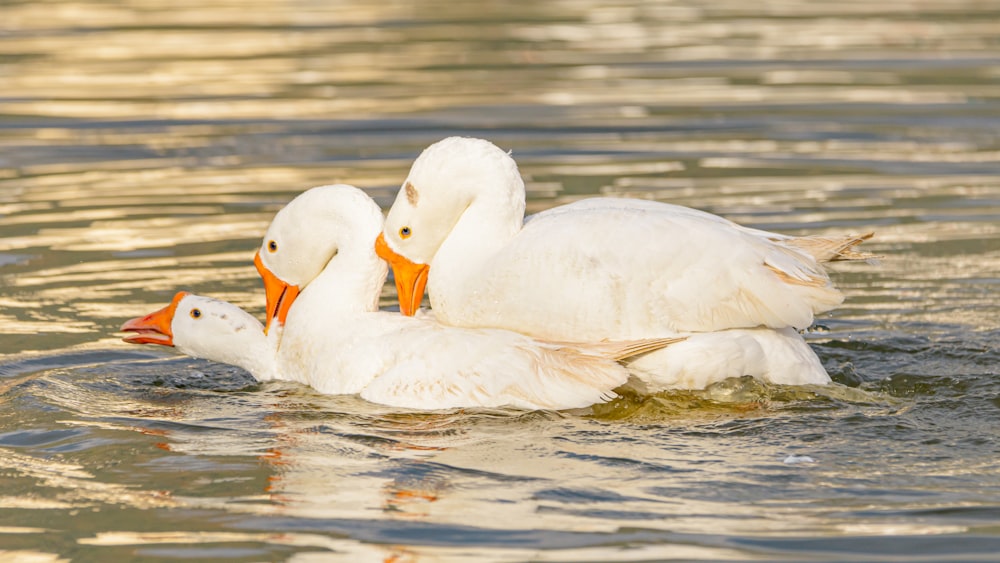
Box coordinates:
[5,348,994,560]
[0,2,997,561]
[0,551,68,563]
[77,530,390,556]
[2,0,996,120]
[0,446,177,510]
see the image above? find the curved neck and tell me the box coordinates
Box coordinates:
[294,238,387,317]
[233,334,281,381]
[428,188,523,306]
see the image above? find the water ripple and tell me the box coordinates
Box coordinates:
[1,0,999,560]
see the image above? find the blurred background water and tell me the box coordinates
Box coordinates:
[1,0,998,560]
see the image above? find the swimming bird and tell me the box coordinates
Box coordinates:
[368,137,876,387]
[375,137,873,340]
[122,185,679,410]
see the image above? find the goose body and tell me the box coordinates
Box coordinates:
[369,137,877,387]
[625,326,830,390]
[377,137,871,341]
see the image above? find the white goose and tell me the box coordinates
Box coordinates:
[372,137,874,387]
[122,185,677,410]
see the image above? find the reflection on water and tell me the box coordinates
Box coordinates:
[1,0,999,560]
[3,350,998,561]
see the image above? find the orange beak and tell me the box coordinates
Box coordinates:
[374,233,429,317]
[254,251,300,334]
[120,291,188,346]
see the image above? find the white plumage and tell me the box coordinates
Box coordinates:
[376,137,874,387]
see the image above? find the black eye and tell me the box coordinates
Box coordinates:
[399,226,412,239]
[190,308,202,319]
[267,240,278,252]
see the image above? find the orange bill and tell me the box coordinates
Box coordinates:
[374,233,429,317]
[120,291,188,346]
[254,251,300,333]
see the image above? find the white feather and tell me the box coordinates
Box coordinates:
[383,137,867,340]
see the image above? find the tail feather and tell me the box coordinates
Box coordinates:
[783,232,878,263]
[543,337,687,362]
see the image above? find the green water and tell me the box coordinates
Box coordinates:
[1,0,998,560]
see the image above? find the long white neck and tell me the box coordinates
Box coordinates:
[275,234,386,389]
[293,232,387,317]
[229,332,280,382]
[275,212,389,393]
[255,185,393,392]
[428,176,524,312]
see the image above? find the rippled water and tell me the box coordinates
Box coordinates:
[1,0,998,560]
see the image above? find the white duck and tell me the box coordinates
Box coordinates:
[122,185,678,410]
[369,137,877,387]
[375,136,873,339]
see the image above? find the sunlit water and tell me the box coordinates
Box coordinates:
[1,0,998,560]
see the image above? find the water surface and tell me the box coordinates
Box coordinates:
[1,0,998,560]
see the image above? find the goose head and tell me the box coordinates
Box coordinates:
[255,184,386,330]
[121,292,273,377]
[375,136,525,315]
